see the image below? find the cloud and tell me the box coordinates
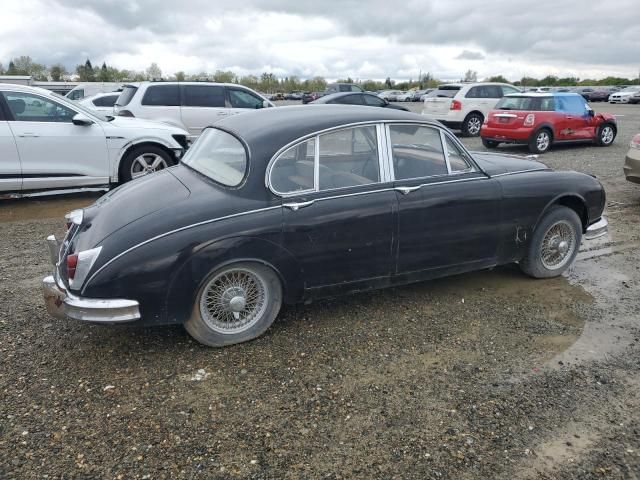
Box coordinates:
[0,0,638,81]
[456,50,485,61]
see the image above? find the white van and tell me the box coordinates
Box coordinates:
[66,82,124,101]
[113,82,274,139]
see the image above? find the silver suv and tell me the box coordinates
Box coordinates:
[114,82,275,139]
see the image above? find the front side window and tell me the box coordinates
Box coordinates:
[228,89,263,109]
[3,92,77,123]
[333,94,363,105]
[444,135,473,172]
[141,84,180,106]
[555,96,588,115]
[182,128,247,187]
[67,89,84,100]
[183,85,225,107]
[389,124,447,179]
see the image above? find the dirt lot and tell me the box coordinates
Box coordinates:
[1,102,639,479]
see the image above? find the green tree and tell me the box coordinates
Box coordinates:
[10,56,47,79]
[463,69,478,82]
[49,63,68,81]
[485,75,509,83]
[98,62,110,82]
[174,71,186,81]
[385,77,393,88]
[7,61,17,75]
[146,62,162,80]
[0,63,4,75]
[213,70,235,83]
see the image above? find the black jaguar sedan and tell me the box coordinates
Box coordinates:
[43,105,608,347]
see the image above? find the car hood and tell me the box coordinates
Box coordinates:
[471,151,550,177]
[106,115,186,133]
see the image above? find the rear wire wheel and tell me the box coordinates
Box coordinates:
[185,262,282,347]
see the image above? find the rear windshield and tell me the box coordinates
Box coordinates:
[182,128,247,187]
[495,96,555,111]
[432,85,461,98]
[115,86,138,106]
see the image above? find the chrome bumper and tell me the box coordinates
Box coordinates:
[42,235,141,323]
[584,217,608,240]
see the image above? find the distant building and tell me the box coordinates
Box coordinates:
[0,75,78,95]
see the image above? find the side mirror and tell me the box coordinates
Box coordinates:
[72,113,94,126]
[587,109,595,117]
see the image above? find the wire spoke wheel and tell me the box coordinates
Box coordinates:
[540,220,577,270]
[199,267,269,334]
[130,153,168,179]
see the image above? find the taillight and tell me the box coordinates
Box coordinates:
[118,110,135,117]
[67,253,78,279]
[64,209,83,230]
[524,113,536,126]
[630,133,640,150]
[450,100,462,110]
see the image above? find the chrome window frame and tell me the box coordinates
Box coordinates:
[267,122,387,197]
[266,120,485,197]
[441,130,476,175]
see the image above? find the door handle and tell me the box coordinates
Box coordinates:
[283,200,315,211]
[394,186,421,195]
[18,133,39,137]
[565,116,574,119]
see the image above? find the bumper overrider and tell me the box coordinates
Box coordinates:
[42,235,141,323]
[584,217,608,240]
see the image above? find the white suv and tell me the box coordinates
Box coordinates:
[114,82,275,139]
[422,82,521,136]
[0,85,188,194]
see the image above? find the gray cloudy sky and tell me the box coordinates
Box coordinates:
[2,0,639,81]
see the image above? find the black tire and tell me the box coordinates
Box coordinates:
[520,206,582,279]
[119,145,174,183]
[461,112,483,137]
[595,123,616,147]
[528,128,552,154]
[184,262,283,347]
[482,138,500,149]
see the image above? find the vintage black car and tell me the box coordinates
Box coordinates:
[43,105,608,347]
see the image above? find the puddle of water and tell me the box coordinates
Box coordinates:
[0,193,101,223]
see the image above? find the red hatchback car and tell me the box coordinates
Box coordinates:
[481,92,617,153]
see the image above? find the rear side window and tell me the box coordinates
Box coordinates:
[496,96,556,111]
[182,128,247,187]
[228,89,263,109]
[333,94,363,105]
[363,94,385,107]
[270,138,316,193]
[466,85,502,98]
[183,85,225,107]
[444,135,474,172]
[141,85,180,106]
[115,86,138,106]
[433,86,460,98]
[389,125,447,179]
[93,95,118,107]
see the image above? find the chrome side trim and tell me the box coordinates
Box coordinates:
[494,113,518,118]
[440,129,453,174]
[82,205,281,294]
[490,168,550,178]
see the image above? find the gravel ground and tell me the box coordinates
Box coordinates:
[1,102,639,479]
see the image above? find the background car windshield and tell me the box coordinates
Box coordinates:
[53,92,109,121]
[432,86,460,98]
[182,128,247,186]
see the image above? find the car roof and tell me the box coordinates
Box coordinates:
[0,84,66,99]
[311,92,369,103]
[505,92,585,98]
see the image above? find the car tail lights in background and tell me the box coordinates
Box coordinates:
[524,114,536,126]
[450,100,462,110]
[630,133,640,150]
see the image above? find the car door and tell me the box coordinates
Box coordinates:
[137,84,183,128]
[553,95,592,140]
[270,124,396,290]
[0,96,22,192]
[387,123,502,276]
[226,87,266,116]
[3,91,109,191]
[180,84,227,136]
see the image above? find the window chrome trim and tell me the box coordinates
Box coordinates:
[490,168,550,178]
[376,124,392,183]
[81,206,281,294]
[266,119,451,196]
[440,129,453,174]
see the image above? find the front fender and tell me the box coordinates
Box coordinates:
[110,136,183,181]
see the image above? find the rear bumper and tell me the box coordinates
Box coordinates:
[42,235,141,324]
[481,126,532,143]
[623,148,640,184]
[584,217,608,240]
